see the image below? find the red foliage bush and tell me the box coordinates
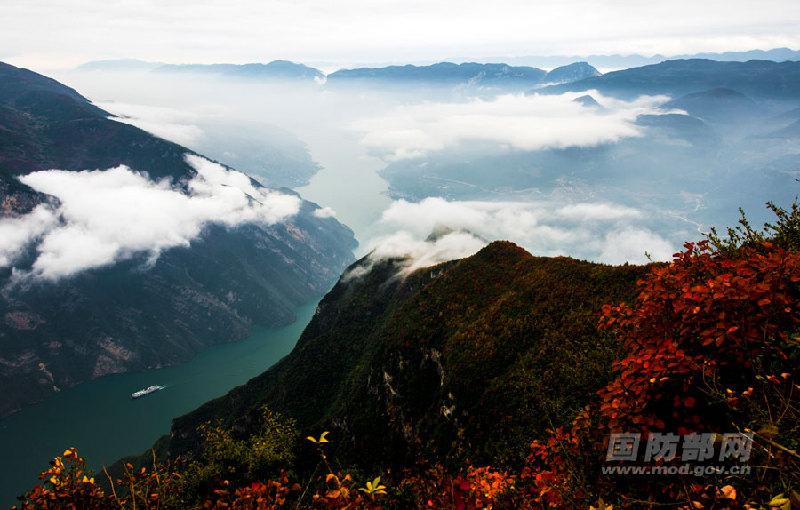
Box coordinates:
[525,240,800,507]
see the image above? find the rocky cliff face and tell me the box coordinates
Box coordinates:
[0,62,357,416]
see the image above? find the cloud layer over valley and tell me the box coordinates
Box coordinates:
[354,92,667,160]
[0,155,300,281]
[98,101,207,146]
[357,197,675,273]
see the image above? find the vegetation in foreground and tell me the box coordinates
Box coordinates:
[12,204,800,509]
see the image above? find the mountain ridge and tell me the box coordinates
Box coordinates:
[540,58,800,99]
[163,241,647,469]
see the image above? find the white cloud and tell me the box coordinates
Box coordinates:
[98,102,206,146]
[0,205,59,266]
[353,92,665,160]
[365,230,486,272]
[355,197,674,274]
[2,155,300,280]
[313,206,337,218]
[598,227,675,265]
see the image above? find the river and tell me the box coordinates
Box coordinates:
[297,127,392,250]
[0,301,319,506]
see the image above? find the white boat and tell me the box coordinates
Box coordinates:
[131,385,165,399]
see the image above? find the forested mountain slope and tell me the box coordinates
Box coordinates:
[167,242,647,468]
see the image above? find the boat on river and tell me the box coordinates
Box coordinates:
[131,385,165,399]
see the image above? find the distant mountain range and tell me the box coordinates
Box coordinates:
[325,61,601,89]
[0,62,356,417]
[76,59,165,72]
[77,59,600,89]
[542,59,800,99]
[74,49,800,93]
[496,47,800,70]
[77,47,800,80]
[155,60,324,81]
[327,62,544,85]
[77,59,324,81]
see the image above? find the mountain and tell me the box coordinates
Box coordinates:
[154,60,324,81]
[0,62,356,417]
[573,94,604,109]
[164,242,646,468]
[542,59,800,99]
[635,113,717,143]
[661,87,762,123]
[542,61,601,84]
[326,62,548,89]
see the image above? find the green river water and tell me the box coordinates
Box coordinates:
[0,301,319,507]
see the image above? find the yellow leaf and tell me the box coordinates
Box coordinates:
[319,431,330,443]
[769,494,790,510]
[719,485,736,500]
[306,436,317,443]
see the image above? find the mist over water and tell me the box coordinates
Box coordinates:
[296,129,391,248]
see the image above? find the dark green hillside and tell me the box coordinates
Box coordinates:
[0,61,193,181]
[167,242,647,469]
[0,62,90,105]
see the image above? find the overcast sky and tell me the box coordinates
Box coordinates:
[2,0,800,71]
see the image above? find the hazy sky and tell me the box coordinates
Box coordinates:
[3,0,800,71]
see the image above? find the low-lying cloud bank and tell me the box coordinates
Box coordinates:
[97,101,206,146]
[354,197,674,275]
[353,92,668,160]
[0,155,300,281]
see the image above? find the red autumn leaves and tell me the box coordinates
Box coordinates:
[525,239,800,506]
